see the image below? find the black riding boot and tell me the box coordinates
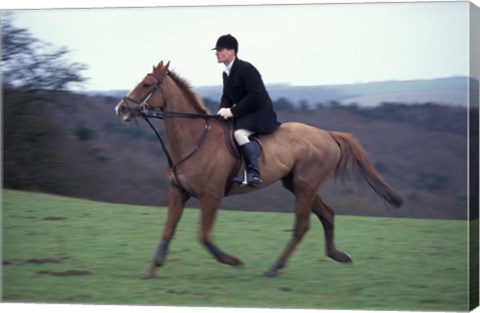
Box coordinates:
[232,142,262,188]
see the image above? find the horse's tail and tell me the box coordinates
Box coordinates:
[328,131,404,208]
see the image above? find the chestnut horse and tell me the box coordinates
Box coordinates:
[115,61,403,279]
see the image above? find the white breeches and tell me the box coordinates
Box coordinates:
[234,129,254,146]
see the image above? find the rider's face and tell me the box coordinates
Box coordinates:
[215,48,235,65]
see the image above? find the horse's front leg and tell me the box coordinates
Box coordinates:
[141,185,189,279]
[200,191,243,267]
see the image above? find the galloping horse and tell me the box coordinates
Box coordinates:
[115,61,403,279]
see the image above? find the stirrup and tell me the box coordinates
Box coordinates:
[240,170,249,186]
[233,170,262,188]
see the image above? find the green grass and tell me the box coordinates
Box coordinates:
[2,189,471,310]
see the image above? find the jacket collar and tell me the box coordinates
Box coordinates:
[224,57,236,76]
[226,58,239,81]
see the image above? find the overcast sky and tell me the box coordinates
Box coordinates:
[4,0,476,91]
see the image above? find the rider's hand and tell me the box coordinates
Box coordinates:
[217,108,233,120]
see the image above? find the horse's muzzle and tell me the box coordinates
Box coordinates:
[115,100,136,122]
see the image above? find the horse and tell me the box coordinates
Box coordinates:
[115,60,403,279]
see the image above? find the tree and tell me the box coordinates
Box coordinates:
[1,12,87,91]
[273,97,295,112]
[2,12,89,195]
[299,99,310,111]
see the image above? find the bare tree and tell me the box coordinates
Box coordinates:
[1,12,87,91]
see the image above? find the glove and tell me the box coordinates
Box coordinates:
[217,108,233,120]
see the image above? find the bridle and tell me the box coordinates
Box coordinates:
[121,72,220,195]
[122,72,166,117]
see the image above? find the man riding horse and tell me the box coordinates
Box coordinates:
[115,41,403,279]
[214,34,281,188]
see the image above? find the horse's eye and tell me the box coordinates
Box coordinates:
[142,83,151,88]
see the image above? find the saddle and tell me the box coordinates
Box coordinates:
[224,122,263,195]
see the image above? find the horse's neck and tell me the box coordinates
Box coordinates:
[162,86,205,162]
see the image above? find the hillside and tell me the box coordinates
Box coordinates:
[2,190,471,310]
[2,87,473,219]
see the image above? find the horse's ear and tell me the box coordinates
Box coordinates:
[159,61,170,74]
[154,61,164,73]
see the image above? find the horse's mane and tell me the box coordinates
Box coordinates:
[168,70,211,114]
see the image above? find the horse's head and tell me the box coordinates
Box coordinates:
[115,60,170,122]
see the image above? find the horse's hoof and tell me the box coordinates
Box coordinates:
[264,269,279,278]
[233,260,245,268]
[233,258,245,267]
[328,250,353,263]
[139,272,155,280]
[222,255,244,267]
[139,265,157,280]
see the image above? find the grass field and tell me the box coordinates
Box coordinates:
[1,189,471,311]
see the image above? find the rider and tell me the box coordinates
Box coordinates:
[214,34,281,188]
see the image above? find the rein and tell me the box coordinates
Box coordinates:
[143,108,220,120]
[141,108,221,195]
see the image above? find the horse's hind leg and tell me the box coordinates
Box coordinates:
[312,196,352,263]
[199,191,243,267]
[280,174,351,265]
[264,175,315,277]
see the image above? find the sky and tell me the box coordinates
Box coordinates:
[2,0,476,92]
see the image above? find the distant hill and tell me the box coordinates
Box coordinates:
[199,76,470,107]
[3,87,472,220]
[95,76,469,108]
[337,77,469,107]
